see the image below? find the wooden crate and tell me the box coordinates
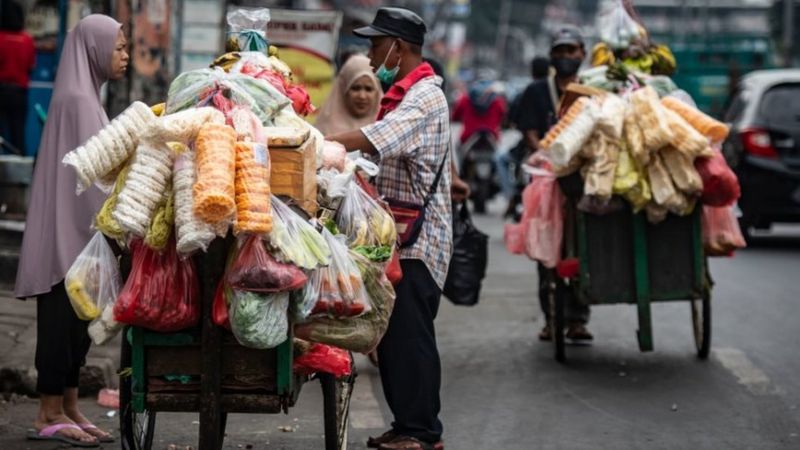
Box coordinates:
[270,136,318,215]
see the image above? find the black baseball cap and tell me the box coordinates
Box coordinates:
[354,7,427,46]
[550,25,584,49]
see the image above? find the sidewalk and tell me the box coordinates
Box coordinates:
[0,291,120,398]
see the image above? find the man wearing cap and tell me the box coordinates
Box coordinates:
[327,7,451,450]
[514,24,594,342]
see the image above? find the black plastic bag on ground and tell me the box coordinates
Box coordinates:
[443,203,488,306]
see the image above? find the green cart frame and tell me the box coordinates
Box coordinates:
[548,193,712,362]
[117,238,355,450]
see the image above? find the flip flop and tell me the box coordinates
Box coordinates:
[27,423,100,447]
[78,423,115,443]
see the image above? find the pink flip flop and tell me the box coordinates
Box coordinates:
[27,423,100,447]
[78,423,115,443]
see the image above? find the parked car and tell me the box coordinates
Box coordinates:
[722,69,800,237]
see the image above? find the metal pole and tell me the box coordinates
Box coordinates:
[495,0,512,77]
[784,0,795,67]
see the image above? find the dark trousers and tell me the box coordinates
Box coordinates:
[35,282,92,395]
[0,84,28,154]
[537,262,590,324]
[377,259,443,443]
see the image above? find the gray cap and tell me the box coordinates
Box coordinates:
[551,24,584,48]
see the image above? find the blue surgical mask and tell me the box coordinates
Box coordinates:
[375,41,401,88]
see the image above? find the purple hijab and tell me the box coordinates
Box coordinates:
[15,15,121,298]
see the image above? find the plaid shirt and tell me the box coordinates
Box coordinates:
[362,75,453,289]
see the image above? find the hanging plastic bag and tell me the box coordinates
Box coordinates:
[702,205,746,256]
[695,148,740,207]
[582,131,621,201]
[292,269,322,322]
[524,171,565,268]
[443,203,488,307]
[336,182,397,256]
[65,232,123,321]
[294,254,395,353]
[661,146,703,195]
[309,230,372,318]
[293,343,352,378]
[269,195,331,270]
[229,290,289,349]
[226,235,307,293]
[548,98,600,169]
[226,8,271,53]
[631,86,674,152]
[212,279,232,330]
[114,239,200,332]
[596,1,642,50]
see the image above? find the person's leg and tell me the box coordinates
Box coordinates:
[565,288,593,340]
[34,284,96,443]
[8,87,28,153]
[377,260,443,444]
[495,151,513,200]
[537,263,553,339]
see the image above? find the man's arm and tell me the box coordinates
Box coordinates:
[326,129,377,155]
[524,129,540,152]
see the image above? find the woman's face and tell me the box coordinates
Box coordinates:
[345,75,378,118]
[109,30,129,80]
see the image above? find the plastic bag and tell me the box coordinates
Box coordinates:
[309,230,372,318]
[294,254,395,353]
[95,163,130,242]
[702,205,746,256]
[113,140,176,237]
[663,108,712,159]
[596,93,626,138]
[661,146,703,195]
[142,107,226,144]
[322,141,347,172]
[63,101,156,194]
[630,86,673,152]
[695,148,740,207]
[662,96,730,143]
[144,185,174,251]
[269,195,331,269]
[114,239,200,332]
[285,84,315,117]
[234,141,273,235]
[230,106,266,142]
[229,290,289,349]
[293,343,352,377]
[226,8,271,53]
[88,304,123,345]
[582,131,620,201]
[292,269,321,322]
[548,98,600,169]
[193,123,237,224]
[65,232,122,321]
[212,279,232,330]
[597,0,642,50]
[443,203,488,307]
[647,152,679,208]
[226,235,307,293]
[174,151,217,255]
[614,148,651,212]
[336,181,398,255]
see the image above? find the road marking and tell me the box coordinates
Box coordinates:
[349,363,387,430]
[713,347,771,394]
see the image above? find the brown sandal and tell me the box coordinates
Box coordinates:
[368,429,397,448]
[378,435,444,450]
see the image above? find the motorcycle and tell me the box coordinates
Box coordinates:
[460,130,500,214]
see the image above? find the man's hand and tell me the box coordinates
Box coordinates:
[451,174,470,202]
[326,130,377,155]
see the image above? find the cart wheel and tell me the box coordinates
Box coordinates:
[320,363,356,450]
[691,290,711,359]
[549,279,566,363]
[120,328,156,450]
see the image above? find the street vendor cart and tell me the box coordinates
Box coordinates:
[546,173,711,363]
[117,238,355,450]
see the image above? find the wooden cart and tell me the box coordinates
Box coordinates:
[548,179,712,362]
[117,238,355,450]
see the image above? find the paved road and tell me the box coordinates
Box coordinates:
[2,204,799,450]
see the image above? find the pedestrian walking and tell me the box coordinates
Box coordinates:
[15,14,128,447]
[0,0,36,154]
[514,24,594,342]
[327,7,452,450]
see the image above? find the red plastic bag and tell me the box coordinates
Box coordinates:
[114,239,200,332]
[226,235,307,293]
[285,84,315,116]
[385,249,403,286]
[695,149,740,207]
[212,279,231,330]
[293,343,352,377]
[702,205,746,257]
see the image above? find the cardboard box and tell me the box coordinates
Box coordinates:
[270,136,318,215]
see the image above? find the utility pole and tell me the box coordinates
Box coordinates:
[784,0,795,67]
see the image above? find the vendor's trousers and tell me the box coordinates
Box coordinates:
[35,281,92,395]
[377,259,443,444]
[537,263,590,324]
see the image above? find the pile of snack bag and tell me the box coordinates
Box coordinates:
[506,1,745,268]
[61,8,399,378]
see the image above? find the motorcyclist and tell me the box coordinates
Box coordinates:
[451,76,507,146]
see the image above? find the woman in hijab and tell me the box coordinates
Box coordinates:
[315,54,381,135]
[16,14,128,447]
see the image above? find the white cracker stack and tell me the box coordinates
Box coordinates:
[173,151,216,255]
